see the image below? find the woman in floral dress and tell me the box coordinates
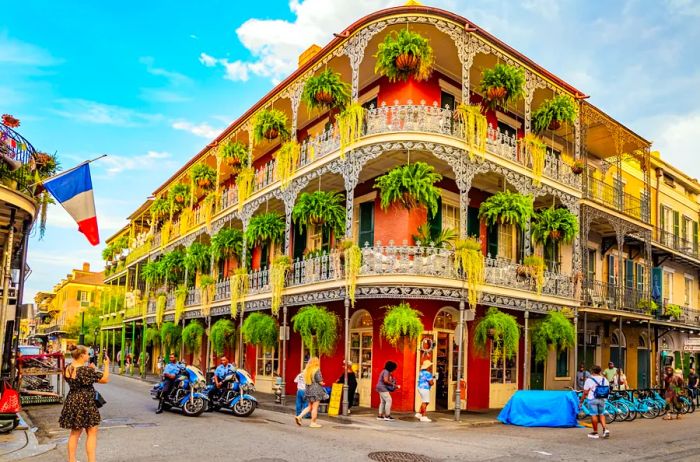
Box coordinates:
[295,357,326,428]
[59,345,110,462]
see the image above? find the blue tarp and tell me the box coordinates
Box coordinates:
[497,390,579,427]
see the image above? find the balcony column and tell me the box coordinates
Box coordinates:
[283,79,306,136]
[615,222,625,308]
[574,107,581,160]
[524,72,545,137]
[344,25,388,101]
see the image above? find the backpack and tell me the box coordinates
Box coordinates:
[591,377,610,399]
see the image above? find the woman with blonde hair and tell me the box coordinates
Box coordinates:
[294,357,326,428]
[59,345,110,462]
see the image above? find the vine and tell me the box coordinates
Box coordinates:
[274,140,301,189]
[454,104,487,160]
[453,237,484,309]
[230,268,249,319]
[174,285,188,324]
[337,102,365,159]
[269,255,291,316]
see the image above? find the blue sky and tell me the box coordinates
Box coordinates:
[2,0,698,302]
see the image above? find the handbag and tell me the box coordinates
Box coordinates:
[95,390,106,408]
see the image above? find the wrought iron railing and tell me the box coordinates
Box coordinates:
[655,226,699,259]
[582,279,647,314]
[585,176,642,220]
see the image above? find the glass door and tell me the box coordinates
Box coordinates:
[350,331,372,407]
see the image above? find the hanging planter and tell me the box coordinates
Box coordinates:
[571,159,585,175]
[219,140,249,167]
[531,311,575,363]
[245,212,285,247]
[211,227,244,263]
[292,304,339,356]
[302,69,351,111]
[210,318,237,355]
[168,183,191,211]
[182,320,205,353]
[478,191,534,230]
[519,133,547,186]
[374,162,442,217]
[242,312,279,349]
[269,255,291,316]
[374,29,434,82]
[519,255,545,294]
[229,268,249,319]
[274,140,301,188]
[479,64,525,110]
[253,109,290,145]
[380,302,424,348]
[144,326,161,347]
[336,102,365,159]
[454,237,484,310]
[454,104,487,160]
[159,321,182,357]
[184,242,211,276]
[531,207,579,246]
[474,307,520,359]
[292,191,346,237]
[531,94,578,134]
[192,164,216,190]
[150,197,170,224]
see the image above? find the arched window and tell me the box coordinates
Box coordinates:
[350,310,372,329]
[434,307,458,330]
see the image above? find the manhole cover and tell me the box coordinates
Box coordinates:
[102,418,132,425]
[368,452,434,462]
[128,422,158,428]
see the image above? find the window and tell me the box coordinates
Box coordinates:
[684,276,693,306]
[441,200,459,234]
[663,271,673,303]
[587,249,596,280]
[76,290,88,302]
[308,223,323,252]
[490,341,517,384]
[660,206,673,247]
[497,224,514,261]
[683,217,692,244]
[556,349,569,378]
[256,344,279,378]
[357,201,374,247]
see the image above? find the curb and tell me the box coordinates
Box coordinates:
[2,412,56,461]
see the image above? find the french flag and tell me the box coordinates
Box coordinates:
[43,163,100,245]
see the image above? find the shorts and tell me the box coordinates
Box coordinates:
[587,398,605,416]
[418,388,431,403]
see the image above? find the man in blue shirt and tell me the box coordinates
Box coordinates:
[156,354,180,414]
[210,356,234,404]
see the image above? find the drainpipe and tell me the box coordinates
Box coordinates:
[524,309,529,390]
[281,304,287,406]
[454,298,465,421]
[342,297,350,416]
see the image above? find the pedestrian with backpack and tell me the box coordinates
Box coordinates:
[580,365,610,439]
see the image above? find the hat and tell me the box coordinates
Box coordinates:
[421,360,433,370]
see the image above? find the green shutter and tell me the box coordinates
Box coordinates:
[673,211,680,243]
[428,196,442,237]
[625,259,634,289]
[636,263,644,293]
[76,290,82,301]
[607,255,616,285]
[652,267,663,304]
[487,224,498,258]
[693,221,698,254]
[467,207,479,238]
[321,227,331,253]
[358,201,374,247]
[260,244,269,271]
[660,207,665,230]
[292,221,307,261]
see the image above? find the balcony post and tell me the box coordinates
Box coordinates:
[574,106,581,160]
[524,310,530,390]
[454,298,465,421]
[342,296,350,416]
[615,223,625,309]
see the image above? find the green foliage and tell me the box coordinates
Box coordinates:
[241,312,279,349]
[184,242,211,274]
[182,321,205,353]
[144,326,161,347]
[478,191,534,229]
[302,69,351,110]
[199,274,215,287]
[665,303,683,319]
[168,183,191,211]
[245,212,285,246]
[531,207,579,245]
[479,64,526,109]
[474,307,520,359]
[141,260,162,286]
[102,243,115,261]
[210,319,237,355]
[374,162,442,217]
[159,250,186,285]
[531,94,578,134]
[380,302,424,348]
[150,197,170,221]
[374,29,434,82]
[637,299,659,314]
[292,305,339,356]
[253,109,290,145]
[219,140,249,165]
[292,191,346,237]
[159,322,182,356]
[211,227,244,262]
[531,311,575,363]
[192,164,216,189]
[412,223,457,248]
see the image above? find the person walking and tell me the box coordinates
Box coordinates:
[293,368,308,418]
[613,368,628,391]
[295,357,326,428]
[576,363,590,390]
[416,360,434,422]
[59,345,110,462]
[376,361,398,421]
[580,365,610,439]
[337,360,358,414]
[687,367,699,406]
[663,367,684,420]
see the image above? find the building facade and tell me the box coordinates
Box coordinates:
[99,3,698,411]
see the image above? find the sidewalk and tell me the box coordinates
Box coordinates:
[0,413,56,461]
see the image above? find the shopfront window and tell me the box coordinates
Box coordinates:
[556,349,569,378]
[256,345,279,378]
[490,341,517,384]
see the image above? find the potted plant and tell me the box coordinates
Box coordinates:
[253,109,290,145]
[159,321,182,357]
[664,303,682,320]
[474,307,520,360]
[182,320,205,353]
[531,94,578,134]
[219,140,248,168]
[571,159,585,175]
[168,183,191,211]
[245,212,285,248]
[242,312,279,349]
[210,318,237,355]
[637,299,659,315]
[374,162,442,217]
[292,304,339,356]
[211,227,244,263]
[374,29,434,82]
[530,311,575,363]
[453,237,484,309]
[412,223,457,248]
[479,63,525,110]
[184,242,211,281]
[518,255,545,294]
[150,197,170,223]
[192,163,216,190]
[478,191,534,230]
[302,69,351,110]
[380,302,424,348]
[1,114,20,128]
[530,207,579,245]
[292,190,346,237]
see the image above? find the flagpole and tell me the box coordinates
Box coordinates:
[30,154,107,187]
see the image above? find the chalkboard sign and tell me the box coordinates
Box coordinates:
[327,383,344,416]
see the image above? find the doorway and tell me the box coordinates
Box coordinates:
[610,330,626,370]
[349,310,373,407]
[530,346,544,390]
[637,334,649,389]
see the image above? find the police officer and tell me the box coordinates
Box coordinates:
[156,354,180,414]
[210,356,234,405]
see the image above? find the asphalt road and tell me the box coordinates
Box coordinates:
[22,375,700,462]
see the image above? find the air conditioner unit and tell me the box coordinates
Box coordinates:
[589,334,600,346]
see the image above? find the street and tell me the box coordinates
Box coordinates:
[17,374,700,461]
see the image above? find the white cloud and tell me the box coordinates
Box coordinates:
[171,120,223,138]
[199,52,217,67]
[97,150,175,176]
[190,34,199,40]
[139,88,191,103]
[643,112,700,179]
[198,53,249,81]
[139,56,191,86]
[666,0,700,17]
[0,32,61,66]
[53,99,162,126]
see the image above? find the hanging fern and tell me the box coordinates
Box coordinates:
[192,163,216,191]
[210,318,237,355]
[374,162,442,217]
[531,311,575,363]
[531,94,578,134]
[374,29,434,82]
[454,237,484,309]
[269,255,290,316]
[218,140,249,166]
[454,104,487,159]
[245,212,285,247]
[380,302,424,348]
[168,183,191,212]
[184,242,211,275]
[236,167,255,211]
[150,197,170,223]
[253,109,290,145]
[182,320,205,353]
[159,249,185,286]
[274,140,301,188]
[292,305,339,356]
[336,102,365,159]
[211,227,244,263]
[144,326,161,347]
[241,312,279,349]
[478,191,534,230]
[474,307,520,360]
[519,133,547,186]
[292,191,346,237]
[102,243,115,262]
[302,69,351,111]
[156,294,166,326]
[159,321,182,357]
[531,207,579,245]
[174,285,188,324]
[479,63,526,110]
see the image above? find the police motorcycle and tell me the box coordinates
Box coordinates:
[204,366,257,417]
[150,362,208,417]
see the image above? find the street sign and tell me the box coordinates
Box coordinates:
[683,337,700,352]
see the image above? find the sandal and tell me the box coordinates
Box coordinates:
[294,416,302,426]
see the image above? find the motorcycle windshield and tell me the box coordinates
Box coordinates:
[186,365,206,383]
[237,368,254,386]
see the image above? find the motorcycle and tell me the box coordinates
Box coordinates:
[150,362,208,417]
[204,367,257,417]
